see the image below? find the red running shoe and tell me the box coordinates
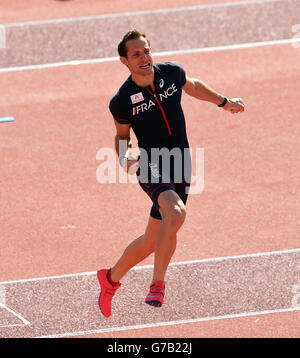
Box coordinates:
[97,268,121,317]
[145,280,165,307]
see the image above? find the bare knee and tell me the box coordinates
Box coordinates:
[157,190,187,232]
[161,203,186,231]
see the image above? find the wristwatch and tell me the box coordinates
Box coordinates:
[119,155,128,166]
[218,97,228,107]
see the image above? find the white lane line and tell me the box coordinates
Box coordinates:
[0,285,30,326]
[0,302,30,326]
[4,0,283,27]
[0,55,119,73]
[0,38,299,74]
[1,247,299,285]
[0,324,29,328]
[36,307,300,338]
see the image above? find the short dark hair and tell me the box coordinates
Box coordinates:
[118,29,150,58]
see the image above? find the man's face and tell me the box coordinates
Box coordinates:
[121,37,153,76]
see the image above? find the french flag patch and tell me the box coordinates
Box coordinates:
[132,107,137,116]
[130,92,144,104]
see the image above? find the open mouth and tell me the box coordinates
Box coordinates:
[140,63,151,70]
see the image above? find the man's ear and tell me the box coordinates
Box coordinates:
[120,56,128,67]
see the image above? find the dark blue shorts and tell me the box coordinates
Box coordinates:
[136,151,191,220]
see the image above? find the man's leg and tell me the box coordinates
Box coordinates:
[145,189,186,307]
[109,215,161,283]
[98,215,161,317]
[152,189,186,284]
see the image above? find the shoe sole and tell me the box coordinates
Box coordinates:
[145,300,162,307]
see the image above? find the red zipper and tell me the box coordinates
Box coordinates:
[145,86,172,136]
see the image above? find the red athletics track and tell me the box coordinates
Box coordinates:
[0,0,245,23]
[0,0,300,338]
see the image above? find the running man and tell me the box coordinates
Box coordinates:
[97,30,245,317]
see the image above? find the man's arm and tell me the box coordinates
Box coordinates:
[113,119,138,172]
[183,76,245,114]
[114,119,131,156]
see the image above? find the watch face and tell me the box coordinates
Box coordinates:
[119,156,128,166]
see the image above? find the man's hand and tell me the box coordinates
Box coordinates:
[119,155,139,174]
[223,98,245,114]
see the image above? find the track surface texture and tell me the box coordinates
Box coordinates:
[0,0,299,339]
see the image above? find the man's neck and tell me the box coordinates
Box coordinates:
[131,71,155,90]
